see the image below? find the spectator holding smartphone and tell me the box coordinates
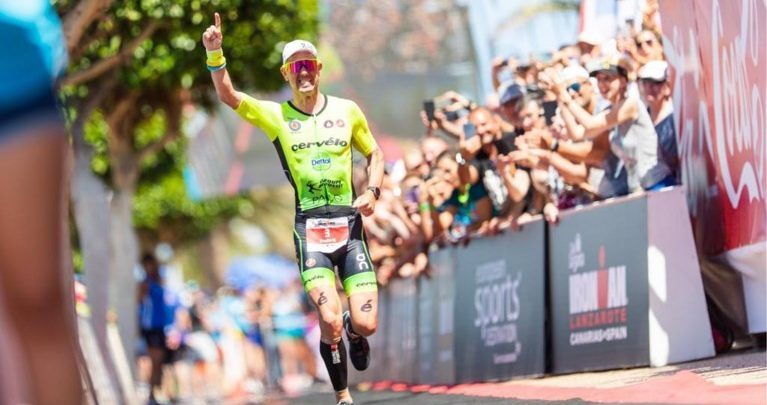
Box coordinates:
[462,107,530,219]
[540,55,673,192]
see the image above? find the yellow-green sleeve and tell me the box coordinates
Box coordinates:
[349,101,378,156]
[234,94,282,141]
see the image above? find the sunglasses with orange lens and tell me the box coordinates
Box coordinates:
[284,59,319,74]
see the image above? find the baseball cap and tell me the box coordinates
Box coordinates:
[587,54,634,79]
[282,40,318,64]
[638,60,668,82]
[498,81,525,105]
[559,65,590,85]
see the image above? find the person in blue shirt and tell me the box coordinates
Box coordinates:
[138,253,170,404]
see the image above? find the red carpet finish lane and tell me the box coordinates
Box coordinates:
[435,371,764,404]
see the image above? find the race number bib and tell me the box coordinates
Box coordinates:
[306,217,349,253]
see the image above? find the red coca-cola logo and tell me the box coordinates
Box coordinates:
[709,0,765,210]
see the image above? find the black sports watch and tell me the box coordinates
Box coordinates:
[367,186,381,200]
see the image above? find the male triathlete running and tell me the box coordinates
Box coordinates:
[203,13,383,405]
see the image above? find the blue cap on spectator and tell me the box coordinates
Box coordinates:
[498,81,525,105]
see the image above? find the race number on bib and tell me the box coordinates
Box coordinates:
[306,217,349,253]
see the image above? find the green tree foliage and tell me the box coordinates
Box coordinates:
[58,0,318,245]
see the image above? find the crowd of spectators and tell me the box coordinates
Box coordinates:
[361,1,679,286]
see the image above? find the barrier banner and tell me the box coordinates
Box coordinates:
[549,198,650,374]
[417,269,437,384]
[452,220,546,382]
[363,286,388,383]
[419,247,456,385]
[659,0,766,332]
[385,277,418,383]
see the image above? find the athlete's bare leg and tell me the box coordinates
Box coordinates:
[308,284,353,403]
[347,291,378,337]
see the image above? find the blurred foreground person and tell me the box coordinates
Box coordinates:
[0,1,82,404]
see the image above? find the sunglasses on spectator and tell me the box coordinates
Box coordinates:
[636,38,655,48]
[567,82,582,93]
[283,59,319,74]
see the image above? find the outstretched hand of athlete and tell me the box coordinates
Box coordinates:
[353,191,376,217]
[202,12,223,51]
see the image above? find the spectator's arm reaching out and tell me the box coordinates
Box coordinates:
[419,109,462,139]
[519,129,609,167]
[540,69,638,139]
[458,135,482,186]
[548,152,589,185]
[559,104,586,141]
[496,154,530,203]
[469,197,494,233]
[390,198,421,242]
[512,146,589,185]
[418,179,452,243]
[491,57,507,90]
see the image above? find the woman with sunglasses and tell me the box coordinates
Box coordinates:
[203,13,385,405]
[540,55,673,192]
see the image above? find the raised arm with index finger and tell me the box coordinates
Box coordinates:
[203,12,242,108]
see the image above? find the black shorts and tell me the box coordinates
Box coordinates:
[293,212,377,296]
[141,328,166,349]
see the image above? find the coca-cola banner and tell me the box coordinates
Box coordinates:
[659,0,766,255]
[549,199,650,374]
[452,221,546,382]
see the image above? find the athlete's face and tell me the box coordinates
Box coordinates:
[281,51,322,94]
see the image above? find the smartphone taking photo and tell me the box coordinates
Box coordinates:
[423,100,436,122]
[542,100,558,126]
[463,122,476,140]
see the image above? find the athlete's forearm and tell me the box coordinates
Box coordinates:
[211,66,242,109]
[365,148,384,190]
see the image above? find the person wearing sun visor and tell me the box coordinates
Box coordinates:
[202,13,384,405]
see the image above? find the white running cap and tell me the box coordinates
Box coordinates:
[638,60,669,82]
[559,65,590,84]
[282,40,318,64]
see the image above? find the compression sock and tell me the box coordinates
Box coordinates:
[320,339,348,391]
